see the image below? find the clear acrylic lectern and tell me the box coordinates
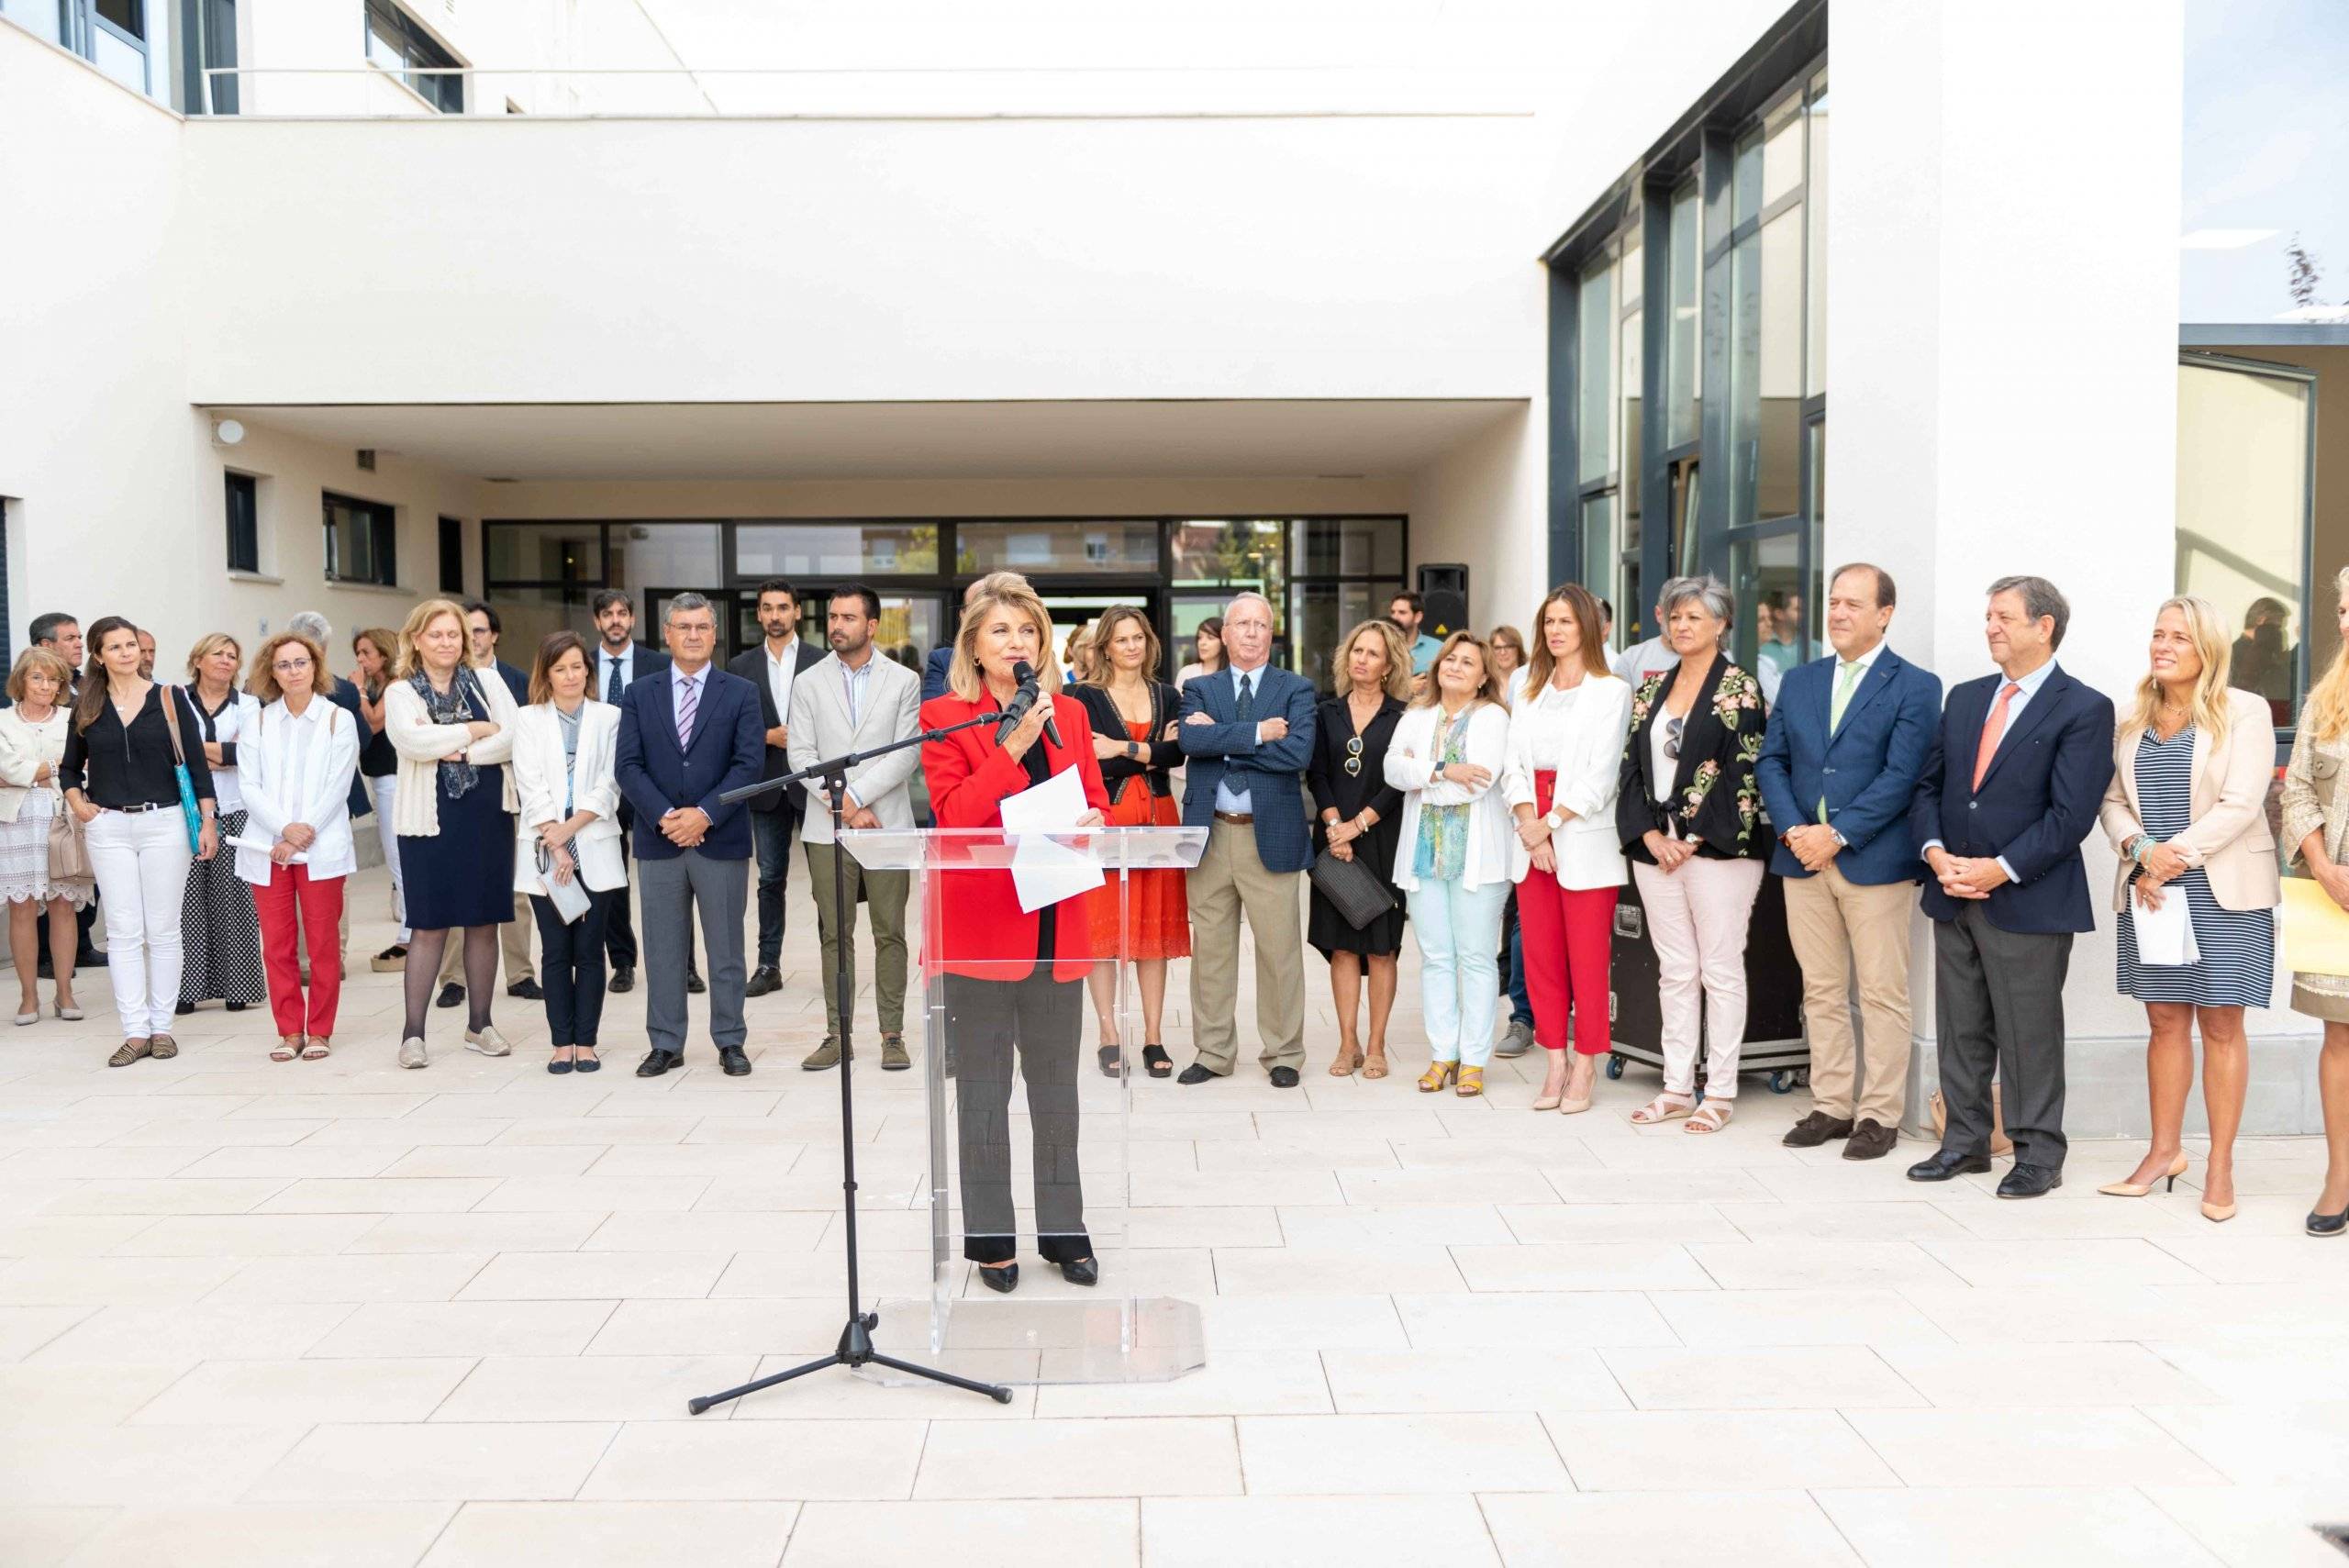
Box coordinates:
[840,824,1208,1386]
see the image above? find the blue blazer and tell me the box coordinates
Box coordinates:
[614,665,766,862]
[1909,663,2115,934]
[1176,664,1319,874]
[1754,647,1943,885]
[921,646,954,704]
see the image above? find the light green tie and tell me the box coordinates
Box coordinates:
[1820,661,1865,824]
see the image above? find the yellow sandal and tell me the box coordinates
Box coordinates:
[1418,1060,1458,1094]
[1453,1066,1485,1097]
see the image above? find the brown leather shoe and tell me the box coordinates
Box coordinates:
[107,1038,152,1068]
[1842,1118,1899,1161]
[1782,1109,1854,1148]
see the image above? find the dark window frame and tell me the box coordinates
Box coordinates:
[323,491,398,588]
[363,0,463,113]
[224,470,260,573]
[438,515,464,594]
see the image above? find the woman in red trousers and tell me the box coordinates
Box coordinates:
[920,573,1109,1296]
[235,631,362,1062]
[1503,584,1633,1113]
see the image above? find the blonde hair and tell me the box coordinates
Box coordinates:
[1410,630,1504,709]
[948,575,1063,703]
[6,647,72,706]
[184,632,242,685]
[2127,596,2233,750]
[1083,605,1162,687]
[247,632,326,705]
[1330,619,1411,702]
[2307,569,2349,742]
[393,597,469,680]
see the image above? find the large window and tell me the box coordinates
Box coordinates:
[181,0,238,113]
[225,472,259,573]
[1543,12,1825,671]
[438,516,464,593]
[365,0,462,113]
[323,492,396,587]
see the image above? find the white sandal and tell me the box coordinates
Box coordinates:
[1685,1099,1734,1134]
[1630,1093,1694,1126]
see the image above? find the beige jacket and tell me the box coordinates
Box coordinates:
[384,673,518,836]
[2099,685,2279,912]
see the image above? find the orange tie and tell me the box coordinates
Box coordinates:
[1972,682,2022,791]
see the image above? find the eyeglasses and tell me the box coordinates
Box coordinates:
[1343,736,1364,777]
[1664,715,1686,761]
[271,660,312,674]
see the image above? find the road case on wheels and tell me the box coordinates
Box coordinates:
[1604,869,1811,1096]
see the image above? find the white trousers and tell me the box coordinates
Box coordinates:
[370,774,408,941]
[85,808,193,1039]
[1633,856,1765,1099]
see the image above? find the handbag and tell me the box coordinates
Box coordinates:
[536,840,593,924]
[1309,845,1396,930]
[158,685,205,854]
[44,792,92,885]
[1928,1084,2015,1159]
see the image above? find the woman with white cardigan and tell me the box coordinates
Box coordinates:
[0,648,92,1024]
[510,632,626,1074]
[1504,584,1633,1113]
[1386,632,1516,1096]
[236,631,362,1061]
[384,597,518,1070]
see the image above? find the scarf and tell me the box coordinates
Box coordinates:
[409,665,485,801]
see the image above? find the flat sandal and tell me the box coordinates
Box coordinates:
[1328,1046,1363,1077]
[302,1037,331,1061]
[271,1036,300,1062]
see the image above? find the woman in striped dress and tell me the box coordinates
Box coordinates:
[2099,596,2279,1223]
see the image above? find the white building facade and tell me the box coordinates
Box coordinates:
[12,0,2319,1135]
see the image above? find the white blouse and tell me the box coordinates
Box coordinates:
[1383,699,1516,895]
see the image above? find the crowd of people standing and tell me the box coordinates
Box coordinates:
[15,557,2349,1248]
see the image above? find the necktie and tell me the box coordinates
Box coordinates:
[1820,662,1865,823]
[1972,681,2022,791]
[676,675,699,751]
[605,655,623,706]
[1235,673,1254,725]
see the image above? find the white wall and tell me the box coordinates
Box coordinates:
[1408,406,1542,633]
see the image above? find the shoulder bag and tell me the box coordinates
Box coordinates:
[159,687,205,853]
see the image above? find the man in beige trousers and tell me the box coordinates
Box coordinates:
[1753,563,1944,1160]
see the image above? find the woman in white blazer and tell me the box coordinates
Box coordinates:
[1386,632,1516,1096]
[1504,584,1632,1114]
[235,632,362,1061]
[384,598,519,1070]
[510,632,625,1073]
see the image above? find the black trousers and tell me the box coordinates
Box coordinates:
[1932,900,2072,1169]
[751,804,797,968]
[944,970,1089,1266]
[530,887,618,1046]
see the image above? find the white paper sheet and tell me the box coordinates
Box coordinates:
[228,833,306,863]
[2133,885,2200,966]
[997,764,1105,915]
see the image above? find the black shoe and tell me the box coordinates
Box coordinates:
[173,1001,195,1017]
[435,983,465,1010]
[744,966,782,997]
[1843,1119,1899,1162]
[608,966,635,995]
[1907,1149,1995,1183]
[574,1051,601,1074]
[2308,1207,2347,1237]
[1997,1162,2063,1199]
[546,1054,574,1076]
[77,948,106,969]
[1783,1110,1854,1148]
[507,978,543,1001]
[718,1045,751,1077]
[1176,1063,1219,1085]
[1268,1066,1300,1088]
[686,969,706,995]
[978,1262,1019,1294]
[1059,1257,1099,1287]
[636,1048,685,1078]
[225,1001,249,1013]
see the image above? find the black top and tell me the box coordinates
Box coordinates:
[1307,693,1406,830]
[60,684,217,809]
[1072,682,1181,801]
[354,678,398,777]
[491,660,529,705]
[1616,653,1769,862]
[188,686,242,769]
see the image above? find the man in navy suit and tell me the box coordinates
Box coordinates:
[1175,590,1319,1087]
[615,593,766,1078]
[923,577,996,702]
[1906,575,2115,1198]
[1755,563,1943,1162]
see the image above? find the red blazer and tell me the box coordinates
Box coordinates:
[919,690,1110,983]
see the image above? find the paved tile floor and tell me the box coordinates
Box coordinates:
[3,864,2347,1566]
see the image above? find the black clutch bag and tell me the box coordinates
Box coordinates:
[1309,846,1397,930]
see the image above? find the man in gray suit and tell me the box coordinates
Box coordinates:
[789,583,923,1073]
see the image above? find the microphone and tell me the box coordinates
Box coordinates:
[996,660,1063,750]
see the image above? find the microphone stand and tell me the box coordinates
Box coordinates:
[687,709,1010,1414]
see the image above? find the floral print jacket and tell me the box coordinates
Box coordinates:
[1614,652,1771,864]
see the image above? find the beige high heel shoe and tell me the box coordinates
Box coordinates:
[2098,1153,2188,1198]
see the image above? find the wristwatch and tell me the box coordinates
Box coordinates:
[1542,806,1567,831]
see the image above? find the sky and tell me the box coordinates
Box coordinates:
[2181,0,2349,322]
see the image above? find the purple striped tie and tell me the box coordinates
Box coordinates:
[675,674,698,751]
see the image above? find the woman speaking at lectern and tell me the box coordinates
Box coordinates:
[920,573,1110,1295]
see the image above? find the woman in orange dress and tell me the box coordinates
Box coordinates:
[1074,605,1189,1078]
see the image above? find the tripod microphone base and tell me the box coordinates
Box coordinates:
[686,1312,1014,1414]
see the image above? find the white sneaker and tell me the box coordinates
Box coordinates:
[398,1036,429,1069]
[464,1026,511,1057]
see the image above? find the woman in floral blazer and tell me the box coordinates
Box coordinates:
[1614,574,1770,1133]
